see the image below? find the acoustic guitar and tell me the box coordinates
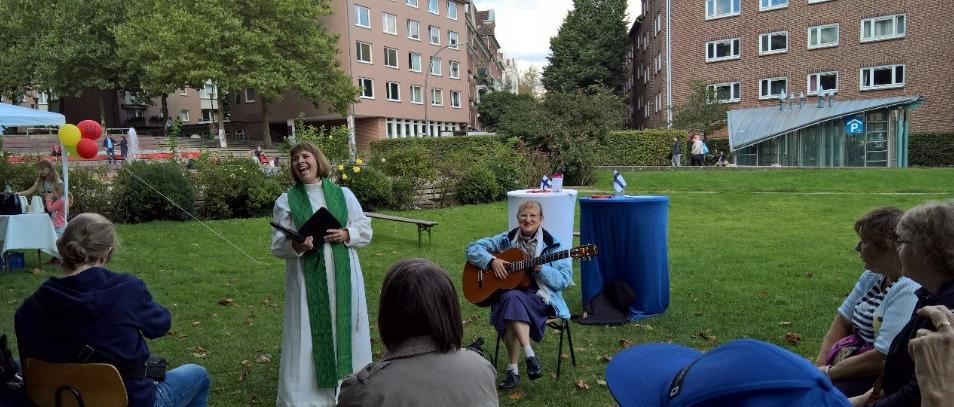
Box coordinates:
[462,244,598,307]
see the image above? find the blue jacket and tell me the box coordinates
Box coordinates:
[465,228,574,318]
[15,267,171,407]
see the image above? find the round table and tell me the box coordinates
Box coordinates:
[506,189,578,248]
[579,195,669,320]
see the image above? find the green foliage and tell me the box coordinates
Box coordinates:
[0,158,39,193]
[542,0,629,95]
[672,80,729,137]
[370,135,502,159]
[476,91,536,130]
[194,156,287,219]
[67,168,115,219]
[704,138,734,165]
[596,130,689,165]
[293,122,350,163]
[374,146,437,184]
[518,65,542,98]
[112,161,195,223]
[909,132,954,167]
[337,165,392,211]
[454,163,501,205]
[388,177,416,211]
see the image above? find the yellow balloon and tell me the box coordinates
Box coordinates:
[65,143,79,157]
[58,124,81,146]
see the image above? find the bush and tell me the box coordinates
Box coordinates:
[290,122,350,162]
[454,163,500,205]
[369,135,503,159]
[67,168,114,219]
[910,132,954,167]
[0,156,39,193]
[194,155,289,219]
[374,145,437,183]
[596,130,689,166]
[389,177,416,210]
[113,161,195,223]
[337,165,392,211]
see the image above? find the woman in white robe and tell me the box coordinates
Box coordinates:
[270,142,372,407]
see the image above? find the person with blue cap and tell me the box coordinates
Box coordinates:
[605,339,851,406]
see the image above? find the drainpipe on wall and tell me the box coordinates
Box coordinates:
[665,0,673,127]
[344,0,358,159]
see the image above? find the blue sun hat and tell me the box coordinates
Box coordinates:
[605,339,851,407]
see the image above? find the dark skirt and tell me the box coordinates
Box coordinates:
[491,288,553,342]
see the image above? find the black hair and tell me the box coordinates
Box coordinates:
[378,259,463,353]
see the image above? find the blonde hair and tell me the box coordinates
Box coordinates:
[897,201,954,277]
[56,213,116,269]
[287,142,332,182]
[36,159,61,184]
[517,200,544,218]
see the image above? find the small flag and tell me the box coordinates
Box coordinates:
[613,170,627,193]
[540,175,552,189]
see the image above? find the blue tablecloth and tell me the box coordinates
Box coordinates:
[580,195,669,320]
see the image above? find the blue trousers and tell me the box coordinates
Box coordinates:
[154,364,210,407]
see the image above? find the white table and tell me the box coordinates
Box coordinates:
[506,189,578,248]
[0,214,60,263]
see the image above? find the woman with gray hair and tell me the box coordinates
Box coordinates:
[850,200,954,407]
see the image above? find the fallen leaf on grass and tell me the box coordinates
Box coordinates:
[599,354,612,363]
[698,330,716,342]
[619,339,633,348]
[240,360,253,368]
[757,291,769,298]
[784,332,802,345]
[31,268,41,275]
[509,391,524,400]
[461,314,480,327]
[779,321,793,326]
[805,272,815,278]
[191,346,209,358]
[238,368,250,382]
[575,379,590,390]
[597,379,608,386]
[694,311,704,316]
[256,354,271,364]
[192,321,201,326]
[218,298,234,306]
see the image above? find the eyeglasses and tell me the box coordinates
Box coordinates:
[517,213,540,220]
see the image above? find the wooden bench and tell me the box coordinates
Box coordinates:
[365,212,438,247]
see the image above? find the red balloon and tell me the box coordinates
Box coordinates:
[76,138,99,159]
[77,120,102,140]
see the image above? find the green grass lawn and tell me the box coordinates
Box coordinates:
[2,168,953,406]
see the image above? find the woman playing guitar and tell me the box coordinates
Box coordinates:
[464,200,573,390]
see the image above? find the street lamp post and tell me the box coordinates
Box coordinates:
[423,43,455,137]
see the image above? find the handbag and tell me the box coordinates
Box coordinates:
[826,332,874,366]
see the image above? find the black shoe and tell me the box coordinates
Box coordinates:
[498,370,520,390]
[526,356,543,380]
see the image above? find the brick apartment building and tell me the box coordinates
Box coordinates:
[630,0,954,134]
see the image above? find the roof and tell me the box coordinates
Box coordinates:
[727,95,924,151]
[0,102,66,128]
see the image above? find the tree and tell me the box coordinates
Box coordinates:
[671,80,729,137]
[0,0,32,103]
[477,91,535,130]
[542,0,629,95]
[116,0,356,147]
[518,65,542,97]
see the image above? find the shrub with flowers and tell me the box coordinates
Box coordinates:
[334,158,392,211]
[285,120,350,163]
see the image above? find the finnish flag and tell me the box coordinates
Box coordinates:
[613,170,627,193]
[540,175,552,189]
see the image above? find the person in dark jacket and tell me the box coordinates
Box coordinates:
[670,137,682,167]
[14,213,210,407]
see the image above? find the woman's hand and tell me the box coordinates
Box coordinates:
[324,228,350,244]
[292,236,314,253]
[909,305,954,407]
[490,258,510,280]
[849,389,872,407]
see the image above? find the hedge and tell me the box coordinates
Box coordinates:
[595,129,688,166]
[909,132,954,167]
[369,135,504,159]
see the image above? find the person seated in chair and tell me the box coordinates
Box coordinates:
[465,200,573,390]
[14,213,210,407]
[338,259,497,406]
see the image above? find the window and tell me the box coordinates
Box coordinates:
[359,78,374,98]
[705,38,741,62]
[759,0,787,11]
[449,61,460,79]
[448,31,459,48]
[430,57,441,75]
[406,0,418,7]
[178,88,188,96]
[354,5,370,28]
[410,85,423,104]
[447,1,458,20]
[409,52,422,72]
[356,41,372,63]
[706,0,740,19]
[200,82,216,99]
[37,92,49,104]
[383,13,397,35]
[654,14,661,35]
[179,110,190,122]
[431,88,443,106]
[860,64,905,90]
[655,93,662,112]
[451,91,461,108]
[408,20,421,40]
[428,0,439,14]
[654,52,661,73]
[807,72,838,95]
[861,14,906,42]
[642,33,648,50]
[708,82,741,102]
[759,31,788,55]
[644,66,650,83]
[429,26,440,44]
[245,89,256,103]
[759,77,788,99]
[808,24,839,49]
[386,82,400,101]
[384,47,398,68]
[201,109,216,122]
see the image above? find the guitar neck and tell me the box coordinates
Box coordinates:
[506,250,571,273]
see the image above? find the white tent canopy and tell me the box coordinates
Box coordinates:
[0,102,65,127]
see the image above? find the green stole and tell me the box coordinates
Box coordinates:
[287,180,352,388]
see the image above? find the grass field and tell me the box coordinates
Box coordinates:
[2,168,953,406]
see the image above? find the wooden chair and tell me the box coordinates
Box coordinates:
[493,317,577,378]
[23,358,127,407]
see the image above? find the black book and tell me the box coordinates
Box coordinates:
[270,207,343,243]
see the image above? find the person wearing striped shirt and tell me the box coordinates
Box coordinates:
[814,207,920,397]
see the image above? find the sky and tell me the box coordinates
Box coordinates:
[473,0,642,73]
